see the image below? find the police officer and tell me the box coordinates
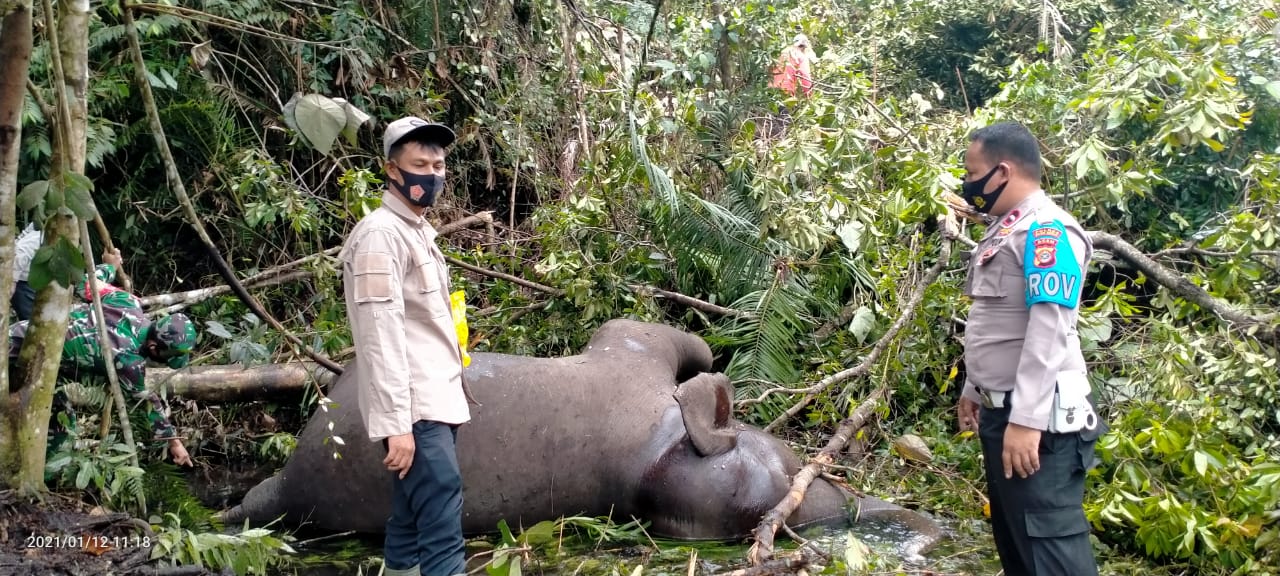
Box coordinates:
[953,122,1105,576]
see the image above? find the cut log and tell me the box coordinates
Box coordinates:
[145,362,336,403]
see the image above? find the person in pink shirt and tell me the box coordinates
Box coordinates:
[769,34,815,97]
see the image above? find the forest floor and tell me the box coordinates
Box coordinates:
[0,489,227,576]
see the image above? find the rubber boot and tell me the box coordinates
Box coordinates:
[382,564,420,576]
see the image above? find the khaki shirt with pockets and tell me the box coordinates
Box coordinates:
[340,191,471,442]
[960,190,1093,431]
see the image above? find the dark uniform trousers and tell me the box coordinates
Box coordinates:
[979,396,1104,576]
[381,420,467,576]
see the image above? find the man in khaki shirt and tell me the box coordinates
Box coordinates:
[952,122,1105,576]
[340,116,470,576]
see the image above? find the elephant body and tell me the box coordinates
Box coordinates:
[220,320,942,551]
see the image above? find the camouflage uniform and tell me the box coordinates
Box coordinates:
[7,264,182,443]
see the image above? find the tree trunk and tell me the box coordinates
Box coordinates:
[0,0,34,491]
[137,363,338,403]
[4,0,90,492]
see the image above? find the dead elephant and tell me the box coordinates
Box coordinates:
[218,319,942,554]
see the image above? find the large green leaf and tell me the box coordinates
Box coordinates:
[286,93,347,156]
[17,180,48,212]
[1265,81,1280,103]
[27,235,87,291]
[848,305,876,345]
[61,172,98,220]
[331,97,372,147]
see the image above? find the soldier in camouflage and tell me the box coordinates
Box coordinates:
[7,248,198,466]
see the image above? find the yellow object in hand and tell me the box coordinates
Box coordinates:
[450,290,471,367]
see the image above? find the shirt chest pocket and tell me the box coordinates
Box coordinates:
[408,247,450,319]
[966,244,1017,299]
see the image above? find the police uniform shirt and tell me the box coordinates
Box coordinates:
[960,190,1093,431]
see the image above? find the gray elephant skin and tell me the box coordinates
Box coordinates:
[220,319,942,550]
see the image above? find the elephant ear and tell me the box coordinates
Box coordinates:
[674,372,738,457]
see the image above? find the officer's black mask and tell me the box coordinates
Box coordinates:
[960,164,1009,214]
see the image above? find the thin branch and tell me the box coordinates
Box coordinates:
[279,0,417,50]
[24,78,52,118]
[757,241,952,432]
[138,212,494,312]
[76,221,141,481]
[628,284,749,317]
[121,0,343,376]
[1152,245,1280,259]
[749,388,884,565]
[145,270,311,317]
[445,255,565,296]
[130,3,356,49]
[1090,231,1278,328]
[722,549,818,576]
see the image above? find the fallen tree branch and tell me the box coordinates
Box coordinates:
[747,241,951,431]
[1153,245,1280,260]
[144,270,312,317]
[139,212,495,312]
[122,0,342,376]
[144,362,336,403]
[445,255,565,296]
[1089,231,1278,329]
[717,551,817,576]
[749,388,884,565]
[628,284,749,318]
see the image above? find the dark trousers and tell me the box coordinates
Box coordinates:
[382,420,466,576]
[11,280,35,323]
[979,403,1102,576]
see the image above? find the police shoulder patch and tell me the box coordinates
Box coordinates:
[1024,219,1082,309]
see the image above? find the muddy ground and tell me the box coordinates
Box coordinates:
[0,489,231,576]
[0,400,304,576]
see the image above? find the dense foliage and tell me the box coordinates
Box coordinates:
[9,0,1279,573]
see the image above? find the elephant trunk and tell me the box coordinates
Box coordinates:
[214,475,281,527]
[786,477,856,530]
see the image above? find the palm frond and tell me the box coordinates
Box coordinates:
[714,274,816,389]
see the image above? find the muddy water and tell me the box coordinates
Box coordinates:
[276,516,1005,575]
[188,464,1005,575]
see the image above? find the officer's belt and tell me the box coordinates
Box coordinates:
[975,386,1010,409]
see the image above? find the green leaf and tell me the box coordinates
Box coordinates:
[1080,316,1113,344]
[1265,81,1280,102]
[76,463,94,491]
[848,306,875,345]
[331,97,372,148]
[45,177,65,213]
[843,532,869,571]
[17,180,48,212]
[835,221,864,254]
[1193,451,1208,476]
[29,236,87,291]
[496,518,517,546]
[61,172,98,220]
[205,321,234,340]
[289,93,347,156]
[517,520,557,549]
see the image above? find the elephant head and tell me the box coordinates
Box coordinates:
[633,373,855,540]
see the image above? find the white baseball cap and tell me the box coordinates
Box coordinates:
[382,116,456,158]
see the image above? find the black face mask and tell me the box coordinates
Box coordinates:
[961,164,1008,214]
[390,164,444,207]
